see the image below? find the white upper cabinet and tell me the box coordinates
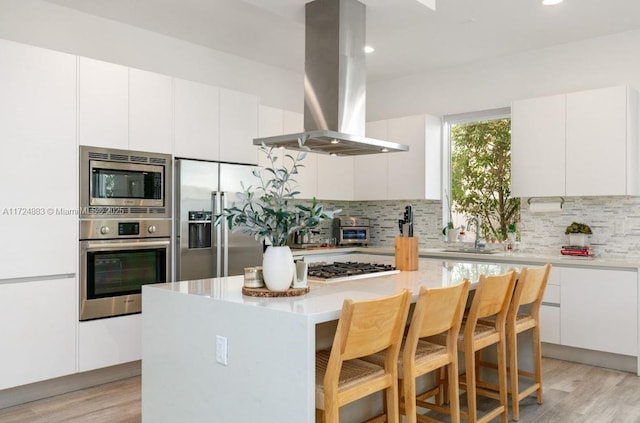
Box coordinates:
[0,39,77,278]
[317,155,355,201]
[129,68,173,154]
[388,114,441,200]
[78,57,129,150]
[355,120,389,201]
[220,88,259,165]
[511,94,566,198]
[354,114,441,201]
[174,78,220,161]
[511,86,639,197]
[79,59,173,154]
[284,111,317,199]
[257,105,284,168]
[566,86,638,196]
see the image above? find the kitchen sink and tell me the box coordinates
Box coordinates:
[440,247,502,254]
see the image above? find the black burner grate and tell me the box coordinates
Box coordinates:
[307,262,396,279]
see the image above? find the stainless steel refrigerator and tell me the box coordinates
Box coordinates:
[174,159,264,281]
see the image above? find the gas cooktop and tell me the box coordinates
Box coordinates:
[307,262,400,283]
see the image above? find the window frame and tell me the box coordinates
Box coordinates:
[441,107,511,230]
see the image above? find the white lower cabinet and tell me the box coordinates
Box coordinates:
[78,314,142,372]
[540,283,561,344]
[560,267,637,356]
[0,278,77,390]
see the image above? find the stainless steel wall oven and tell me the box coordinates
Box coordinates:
[79,146,172,321]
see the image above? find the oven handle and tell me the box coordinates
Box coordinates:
[82,239,171,250]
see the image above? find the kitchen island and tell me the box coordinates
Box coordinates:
[142,259,518,422]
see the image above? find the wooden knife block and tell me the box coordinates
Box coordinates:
[395,236,418,271]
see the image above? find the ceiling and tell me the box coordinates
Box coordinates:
[44,0,640,82]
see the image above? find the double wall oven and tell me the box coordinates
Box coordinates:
[79,146,172,321]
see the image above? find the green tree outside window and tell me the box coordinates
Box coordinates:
[450,118,520,240]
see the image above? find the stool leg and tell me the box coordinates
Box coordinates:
[533,325,543,405]
[386,379,400,423]
[465,348,478,423]
[497,338,509,423]
[403,374,417,423]
[448,358,461,423]
[509,327,520,421]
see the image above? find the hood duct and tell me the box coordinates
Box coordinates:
[253,0,409,156]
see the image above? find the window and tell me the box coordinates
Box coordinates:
[443,108,520,242]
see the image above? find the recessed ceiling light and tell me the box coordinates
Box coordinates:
[364,46,375,54]
[542,0,563,5]
[381,148,389,153]
[330,139,340,144]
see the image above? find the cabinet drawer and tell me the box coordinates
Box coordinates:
[543,284,560,305]
[540,304,560,344]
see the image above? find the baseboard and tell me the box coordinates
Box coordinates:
[0,360,141,410]
[542,343,637,374]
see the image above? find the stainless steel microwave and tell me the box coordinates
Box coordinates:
[80,146,172,219]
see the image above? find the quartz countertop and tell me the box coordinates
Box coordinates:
[291,245,640,270]
[148,258,514,324]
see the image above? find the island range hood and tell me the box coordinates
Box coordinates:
[253,0,409,156]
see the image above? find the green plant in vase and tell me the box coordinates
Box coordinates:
[215,142,330,291]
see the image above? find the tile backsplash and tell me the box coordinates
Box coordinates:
[310,196,640,258]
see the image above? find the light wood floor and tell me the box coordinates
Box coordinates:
[0,358,639,422]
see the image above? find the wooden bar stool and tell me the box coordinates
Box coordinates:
[403,281,470,423]
[361,282,471,423]
[455,270,517,423]
[478,264,552,421]
[315,289,411,423]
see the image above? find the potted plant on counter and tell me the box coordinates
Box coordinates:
[215,142,330,292]
[565,221,592,247]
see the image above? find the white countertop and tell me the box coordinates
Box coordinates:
[148,259,515,324]
[293,245,640,270]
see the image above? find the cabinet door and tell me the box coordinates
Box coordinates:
[220,88,259,164]
[354,120,388,201]
[0,40,77,278]
[0,278,76,390]
[511,94,566,197]
[79,314,142,372]
[285,111,317,199]
[566,86,628,196]
[174,78,220,160]
[78,57,128,149]
[387,115,426,200]
[129,68,173,154]
[560,267,637,356]
[317,155,354,200]
[257,105,284,168]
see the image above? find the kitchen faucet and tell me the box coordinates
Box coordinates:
[467,216,481,249]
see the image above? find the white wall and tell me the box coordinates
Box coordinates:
[367,29,640,120]
[0,0,303,112]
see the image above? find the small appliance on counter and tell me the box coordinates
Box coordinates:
[333,216,370,246]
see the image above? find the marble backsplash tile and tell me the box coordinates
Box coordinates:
[309,196,640,258]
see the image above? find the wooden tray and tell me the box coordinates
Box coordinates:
[242,286,309,297]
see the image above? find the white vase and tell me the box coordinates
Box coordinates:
[446,228,457,243]
[262,246,294,292]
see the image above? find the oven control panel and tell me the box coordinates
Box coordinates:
[79,219,171,240]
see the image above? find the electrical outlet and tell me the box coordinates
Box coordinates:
[216,335,228,365]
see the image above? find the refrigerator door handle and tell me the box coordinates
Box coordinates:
[213,191,222,278]
[221,192,229,277]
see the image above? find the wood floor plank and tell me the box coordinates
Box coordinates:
[0,358,639,422]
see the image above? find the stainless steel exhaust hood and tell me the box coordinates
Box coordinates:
[253,0,409,156]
